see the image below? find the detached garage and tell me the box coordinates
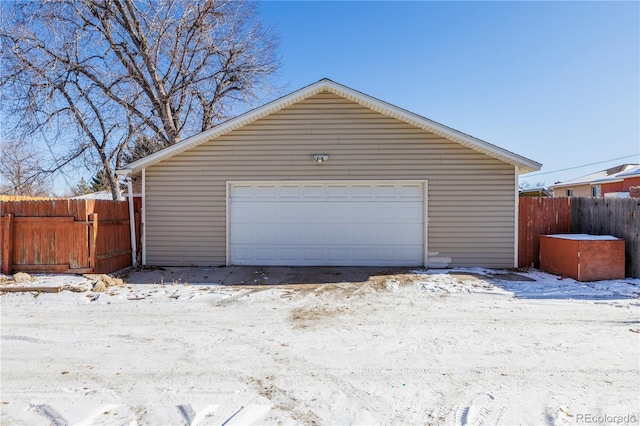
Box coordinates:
[117,79,541,268]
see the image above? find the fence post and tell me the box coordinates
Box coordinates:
[2,214,13,275]
[88,213,98,272]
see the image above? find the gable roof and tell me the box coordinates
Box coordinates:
[551,164,639,188]
[117,79,541,176]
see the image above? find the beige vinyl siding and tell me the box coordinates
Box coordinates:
[144,91,516,267]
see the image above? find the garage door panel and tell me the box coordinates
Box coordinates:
[279,248,300,261]
[326,206,347,220]
[352,248,373,261]
[279,227,300,241]
[302,225,328,243]
[375,248,397,262]
[397,248,423,263]
[303,248,324,262]
[350,225,374,242]
[231,207,255,222]
[257,227,277,241]
[378,228,416,243]
[327,225,352,243]
[229,181,425,266]
[327,248,349,261]
[229,226,254,243]
[398,206,423,221]
[232,245,424,266]
[256,248,277,261]
[231,247,253,262]
[375,206,401,221]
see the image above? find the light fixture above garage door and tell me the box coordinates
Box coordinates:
[311,154,329,164]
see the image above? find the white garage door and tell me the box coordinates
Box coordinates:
[228,181,425,266]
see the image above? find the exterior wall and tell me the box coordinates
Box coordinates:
[601,181,624,195]
[554,184,591,197]
[143,91,516,268]
[623,176,640,191]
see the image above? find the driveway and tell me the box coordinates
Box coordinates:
[121,265,527,287]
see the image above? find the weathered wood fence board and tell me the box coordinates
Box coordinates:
[571,197,640,278]
[518,197,571,269]
[0,199,140,275]
[91,200,138,274]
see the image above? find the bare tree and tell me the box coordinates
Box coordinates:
[0,139,51,196]
[1,0,279,200]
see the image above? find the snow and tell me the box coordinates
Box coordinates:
[545,234,621,241]
[617,165,640,178]
[1,269,639,425]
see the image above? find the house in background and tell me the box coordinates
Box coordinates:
[117,79,541,269]
[610,165,640,198]
[70,180,143,202]
[70,190,123,201]
[550,164,639,198]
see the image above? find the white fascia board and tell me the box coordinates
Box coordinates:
[117,79,542,175]
[115,169,133,176]
[591,178,624,184]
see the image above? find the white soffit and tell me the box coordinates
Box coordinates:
[120,79,542,175]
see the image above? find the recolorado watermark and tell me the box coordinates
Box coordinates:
[576,413,638,424]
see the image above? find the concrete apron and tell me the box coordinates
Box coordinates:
[122,266,424,286]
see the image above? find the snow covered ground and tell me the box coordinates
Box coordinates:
[1,269,639,425]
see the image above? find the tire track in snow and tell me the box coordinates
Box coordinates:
[44,365,625,376]
[450,392,507,426]
[1,335,47,343]
[244,375,322,425]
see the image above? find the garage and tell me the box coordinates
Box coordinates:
[119,79,541,268]
[228,181,426,266]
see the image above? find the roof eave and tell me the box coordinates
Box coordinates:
[592,178,624,184]
[551,181,593,189]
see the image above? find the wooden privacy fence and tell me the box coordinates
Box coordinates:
[0,195,65,201]
[518,197,571,269]
[519,197,640,278]
[1,199,141,275]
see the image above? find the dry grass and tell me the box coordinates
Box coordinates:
[289,304,351,328]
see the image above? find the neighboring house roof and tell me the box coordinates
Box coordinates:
[70,190,121,200]
[519,187,552,197]
[591,164,640,184]
[117,79,541,176]
[69,190,132,201]
[551,164,639,188]
[616,164,640,178]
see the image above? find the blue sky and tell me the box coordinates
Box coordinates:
[258,1,639,187]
